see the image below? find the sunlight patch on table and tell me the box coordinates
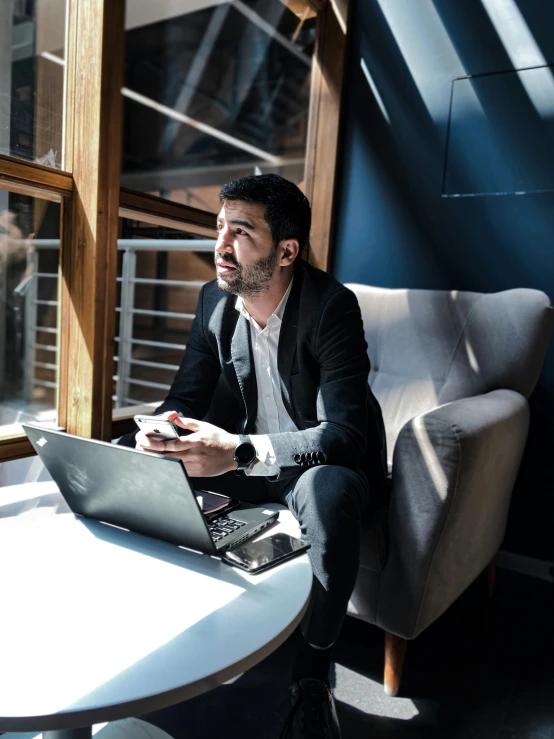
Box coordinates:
[0,516,245,717]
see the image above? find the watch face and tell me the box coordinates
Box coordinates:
[235,442,256,464]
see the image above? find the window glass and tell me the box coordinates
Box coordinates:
[121,0,315,212]
[0,454,51,488]
[114,216,216,408]
[1,0,67,168]
[0,189,60,436]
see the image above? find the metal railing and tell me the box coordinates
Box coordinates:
[21,238,215,407]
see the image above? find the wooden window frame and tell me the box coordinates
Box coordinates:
[0,158,66,462]
[304,0,350,271]
[0,0,349,464]
[0,156,72,200]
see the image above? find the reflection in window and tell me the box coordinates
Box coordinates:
[121,0,315,212]
[0,190,60,436]
[0,0,67,168]
[114,217,216,408]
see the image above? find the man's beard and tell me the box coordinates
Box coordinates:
[215,249,278,299]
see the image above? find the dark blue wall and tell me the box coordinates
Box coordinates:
[333,0,554,560]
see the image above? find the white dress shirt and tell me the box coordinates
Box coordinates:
[235,279,298,476]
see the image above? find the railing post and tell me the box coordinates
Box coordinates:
[115,248,136,408]
[23,249,39,403]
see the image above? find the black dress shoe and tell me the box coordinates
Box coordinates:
[280,678,341,739]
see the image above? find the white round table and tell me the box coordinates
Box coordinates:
[0,481,312,738]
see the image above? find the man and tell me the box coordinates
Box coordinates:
[119,174,388,738]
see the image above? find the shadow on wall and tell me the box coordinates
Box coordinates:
[333,0,554,560]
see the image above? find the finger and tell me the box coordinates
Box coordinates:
[157,411,179,421]
[139,443,166,453]
[155,433,202,453]
[163,449,196,460]
[136,431,153,447]
[137,434,165,452]
[170,416,201,432]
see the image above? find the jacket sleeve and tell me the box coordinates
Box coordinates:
[117,284,221,447]
[266,287,370,479]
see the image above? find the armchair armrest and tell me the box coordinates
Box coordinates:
[376,389,529,639]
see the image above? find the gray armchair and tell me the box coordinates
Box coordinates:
[345,285,553,696]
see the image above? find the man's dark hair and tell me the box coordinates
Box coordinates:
[219,174,311,254]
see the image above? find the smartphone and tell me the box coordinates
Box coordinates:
[134,415,180,441]
[222,532,310,574]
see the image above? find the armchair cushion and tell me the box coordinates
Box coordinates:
[348,285,552,466]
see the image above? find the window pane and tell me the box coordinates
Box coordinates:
[0,454,51,487]
[114,216,216,409]
[1,0,67,169]
[121,0,315,211]
[0,190,60,436]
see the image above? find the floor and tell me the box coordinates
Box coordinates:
[141,568,554,739]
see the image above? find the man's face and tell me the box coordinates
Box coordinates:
[214,200,279,299]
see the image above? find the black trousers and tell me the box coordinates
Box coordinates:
[193,465,372,648]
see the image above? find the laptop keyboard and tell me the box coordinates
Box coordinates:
[208,515,246,543]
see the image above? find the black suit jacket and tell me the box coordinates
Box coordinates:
[121,260,388,500]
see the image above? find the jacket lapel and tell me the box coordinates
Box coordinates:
[229,305,258,433]
[278,269,302,421]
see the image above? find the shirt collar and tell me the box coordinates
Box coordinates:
[235,277,294,328]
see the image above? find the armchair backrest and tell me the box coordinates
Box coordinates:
[346,285,552,466]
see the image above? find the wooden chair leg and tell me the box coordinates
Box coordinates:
[487,557,497,599]
[384,632,408,697]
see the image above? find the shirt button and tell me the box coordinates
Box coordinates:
[265,395,270,400]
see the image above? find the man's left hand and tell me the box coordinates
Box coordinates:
[137,412,239,477]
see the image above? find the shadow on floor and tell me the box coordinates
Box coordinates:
[141,568,554,738]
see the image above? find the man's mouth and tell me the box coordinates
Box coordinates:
[216,261,237,273]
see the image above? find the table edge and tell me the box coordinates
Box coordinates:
[0,571,311,733]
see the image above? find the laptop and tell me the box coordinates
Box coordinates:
[22,424,278,554]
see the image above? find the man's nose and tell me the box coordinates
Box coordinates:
[216,226,234,253]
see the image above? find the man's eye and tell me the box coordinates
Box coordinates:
[236,228,247,235]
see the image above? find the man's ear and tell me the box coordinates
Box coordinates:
[279,239,299,265]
